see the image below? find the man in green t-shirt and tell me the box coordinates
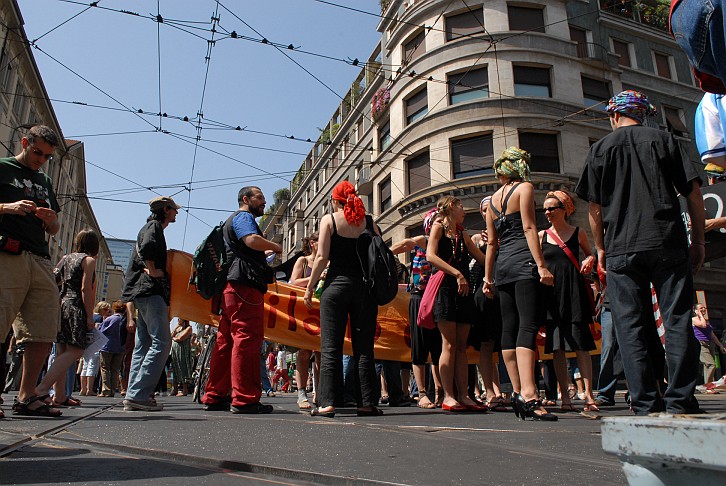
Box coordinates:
[0,125,63,418]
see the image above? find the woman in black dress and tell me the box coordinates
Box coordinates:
[427,196,486,413]
[483,147,556,421]
[539,191,598,412]
[34,229,99,409]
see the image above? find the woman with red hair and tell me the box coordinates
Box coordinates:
[304,181,382,417]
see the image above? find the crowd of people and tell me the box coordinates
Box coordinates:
[1,86,723,420]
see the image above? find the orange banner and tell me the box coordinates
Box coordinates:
[167,250,600,363]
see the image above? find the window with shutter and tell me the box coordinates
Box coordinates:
[451,135,494,178]
[518,132,560,173]
[448,67,489,104]
[407,150,430,194]
[508,6,545,33]
[445,9,485,41]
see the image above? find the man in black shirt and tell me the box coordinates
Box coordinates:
[121,196,179,411]
[576,90,706,415]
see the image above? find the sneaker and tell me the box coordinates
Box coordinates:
[203,400,230,411]
[123,399,163,411]
[230,402,273,414]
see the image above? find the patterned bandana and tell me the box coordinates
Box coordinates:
[546,190,575,216]
[494,147,531,181]
[607,90,657,122]
[423,207,439,235]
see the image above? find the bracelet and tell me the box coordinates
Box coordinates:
[483,280,494,286]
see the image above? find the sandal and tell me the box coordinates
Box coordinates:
[583,402,600,412]
[487,396,509,412]
[298,398,312,410]
[560,403,577,413]
[417,395,436,409]
[357,406,384,417]
[541,399,557,407]
[53,396,82,408]
[379,395,389,405]
[434,389,444,408]
[13,396,63,417]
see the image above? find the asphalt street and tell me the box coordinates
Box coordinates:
[1,392,724,485]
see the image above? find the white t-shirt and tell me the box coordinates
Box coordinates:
[276,350,286,370]
[695,93,726,162]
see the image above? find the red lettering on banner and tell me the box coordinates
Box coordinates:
[403,320,411,349]
[267,295,279,328]
[302,312,321,336]
[287,291,297,332]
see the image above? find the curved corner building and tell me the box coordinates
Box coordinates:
[280,0,723,320]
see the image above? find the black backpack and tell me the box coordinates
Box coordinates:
[357,215,399,305]
[190,223,231,300]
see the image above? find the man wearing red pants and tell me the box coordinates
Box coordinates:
[202,186,281,414]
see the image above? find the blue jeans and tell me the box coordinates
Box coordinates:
[126,295,172,402]
[607,249,700,414]
[260,356,273,393]
[672,0,726,90]
[595,309,622,405]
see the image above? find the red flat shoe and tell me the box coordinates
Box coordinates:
[442,403,467,413]
[464,402,488,413]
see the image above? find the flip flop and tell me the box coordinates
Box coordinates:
[560,403,577,413]
[298,398,312,410]
[357,406,384,416]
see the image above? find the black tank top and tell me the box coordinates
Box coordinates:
[490,183,538,285]
[328,214,364,278]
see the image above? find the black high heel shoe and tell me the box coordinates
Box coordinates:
[511,392,521,419]
[516,394,558,422]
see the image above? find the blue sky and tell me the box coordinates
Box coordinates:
[19,0,382,253]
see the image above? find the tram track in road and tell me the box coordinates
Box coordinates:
[0,403,117,458]
[0,402,409,486]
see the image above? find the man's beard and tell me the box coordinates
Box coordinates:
[249,205,264,217]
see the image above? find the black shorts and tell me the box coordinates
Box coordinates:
[409,292,442,366]
[468,289,502,351]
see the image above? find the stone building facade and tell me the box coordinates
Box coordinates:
[284,0,722,323]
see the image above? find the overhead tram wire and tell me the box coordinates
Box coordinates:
[156,0,163,131]
[215,0,463,209]
[180,1,221,250]
[31,1,100,44]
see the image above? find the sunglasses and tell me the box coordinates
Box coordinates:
[30,147,54,162]
[544,205,564,213]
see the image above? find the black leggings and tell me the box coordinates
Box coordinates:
[319,275,378,408]
[498,279,542,351]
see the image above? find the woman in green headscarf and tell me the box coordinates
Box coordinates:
[483,147,557,421]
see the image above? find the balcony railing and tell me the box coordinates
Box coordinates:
[599,0,670,33]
